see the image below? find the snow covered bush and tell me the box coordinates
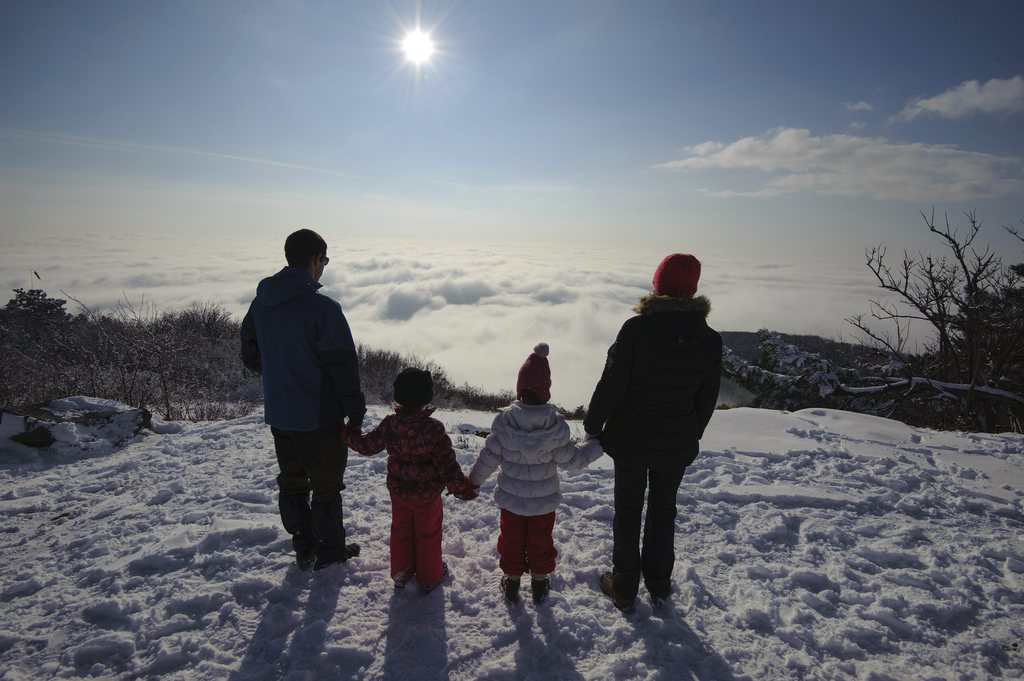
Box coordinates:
[723,331,877,413]
[0,291,261,421]
[0,290,518,422]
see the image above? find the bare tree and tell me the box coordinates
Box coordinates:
[846,210,1024,431]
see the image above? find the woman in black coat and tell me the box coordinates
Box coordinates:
[585,253,722,612]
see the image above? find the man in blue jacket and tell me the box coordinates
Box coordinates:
[241,229,367,570]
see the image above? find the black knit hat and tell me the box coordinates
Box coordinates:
[393,368,434,408]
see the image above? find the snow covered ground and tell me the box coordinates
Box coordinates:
[1,401,1022,680]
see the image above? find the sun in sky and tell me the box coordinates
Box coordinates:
[402,28,434,65]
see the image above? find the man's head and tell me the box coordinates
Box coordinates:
[285,229,329,281]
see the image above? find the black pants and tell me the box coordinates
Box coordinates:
[612,463,687,600]
[271,426,349,549]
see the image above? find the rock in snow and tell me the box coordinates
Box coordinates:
[0,403,1021,679]
[0,397,166,460]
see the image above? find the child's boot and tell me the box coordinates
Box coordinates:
[392,567,416,589]
[421,562,450,593]
[530,574,551,604]
[500,575,521,603]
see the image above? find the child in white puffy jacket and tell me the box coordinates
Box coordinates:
[468,343,603,605]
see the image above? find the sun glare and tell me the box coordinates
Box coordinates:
[402,29,434,65]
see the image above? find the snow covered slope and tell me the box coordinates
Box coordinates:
[1,405,1022,679]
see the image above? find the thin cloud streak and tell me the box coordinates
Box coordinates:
[431,177,581,195]
[0,128,365,181]
[656,127,1023,201]
[844,101,874,112]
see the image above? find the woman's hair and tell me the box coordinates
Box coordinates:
[284,229,328,268]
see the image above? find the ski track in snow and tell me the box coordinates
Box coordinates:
[0,406,1022,680]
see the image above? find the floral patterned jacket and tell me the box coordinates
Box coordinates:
[342,408,476,501]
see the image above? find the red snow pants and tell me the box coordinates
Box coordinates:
[497,509,557,577]
[389,492,444,587]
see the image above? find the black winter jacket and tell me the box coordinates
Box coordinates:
[584,293,722,470]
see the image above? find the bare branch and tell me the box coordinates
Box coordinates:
[1006,220,1024,244]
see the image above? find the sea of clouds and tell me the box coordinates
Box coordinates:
[1,230,884,408]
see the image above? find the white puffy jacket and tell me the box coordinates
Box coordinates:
[469,401,604,516]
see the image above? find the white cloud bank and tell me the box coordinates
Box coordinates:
[898,75,1024,120]
[1,232,881,409]
[656,127,1023,200]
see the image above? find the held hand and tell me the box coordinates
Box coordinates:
[582,438,604,464]
[449,482,480,501]
[455,486,480,501]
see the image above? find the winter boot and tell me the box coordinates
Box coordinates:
[648,588,670,609]
[600,572,635,613]
[310,496,355,570]
[421,562,450,593]
[280,493,315,569]
[393,568,416,589]
[500,575,521,603]
[292,531,317,571]
[313,543,360,571]
[530,576,551,605]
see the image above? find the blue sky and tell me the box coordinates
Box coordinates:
[1,0,1022,258]
[1,1,1022,401]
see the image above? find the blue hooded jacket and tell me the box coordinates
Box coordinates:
[240,267,366,432]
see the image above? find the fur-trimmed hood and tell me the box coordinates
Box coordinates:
[584,291,722,466]
[634,293,711,317]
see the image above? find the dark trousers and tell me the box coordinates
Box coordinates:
[271,426,349,549]
[612,463,686,600]
[497,509,557,577]
[389,493,444,586]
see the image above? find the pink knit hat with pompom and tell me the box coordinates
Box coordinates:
[516,342,551,403]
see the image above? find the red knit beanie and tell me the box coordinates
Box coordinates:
[653,253,701,296]
[516,343,551,404]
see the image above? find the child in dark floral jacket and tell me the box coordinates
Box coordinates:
[342,367,478,592]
